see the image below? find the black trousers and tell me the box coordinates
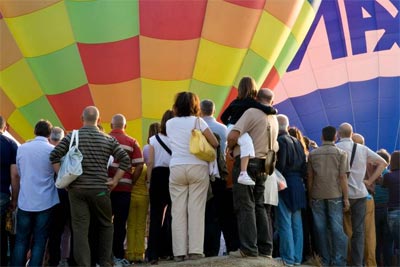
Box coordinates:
[147,167,173,262]
[48,189,74,266]
[204,179,240,257]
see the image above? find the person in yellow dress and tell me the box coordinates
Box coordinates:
[125,123,160,263]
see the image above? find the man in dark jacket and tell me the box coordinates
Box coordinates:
[275,114,307,266]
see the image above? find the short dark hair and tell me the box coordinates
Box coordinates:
[160,109,174,135]
[173,92,200,117]
[34,120,53,137]
[322,126,336,142]
[200,99,214,116]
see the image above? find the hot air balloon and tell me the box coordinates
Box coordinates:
[0,0,320,145]
[273,0,400,152]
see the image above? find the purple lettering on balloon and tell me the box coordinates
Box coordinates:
[287,0,399,72]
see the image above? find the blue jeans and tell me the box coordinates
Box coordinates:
[232,157,272,256]
[387,209,400,263]
[276,195,303,265]
[11,207,53,267]
[311,198,347,266]
[344,197,366,266]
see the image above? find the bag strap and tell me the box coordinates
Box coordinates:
[350,143,357,168]
[155,134,172,155]
[69,130,79,149]
[266,124,272,150]
[193,117,201,130]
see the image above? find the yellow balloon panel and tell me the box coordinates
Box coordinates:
[141,78,190,118]
[0,59,43,107]
[251,11,291,64]
[89,79,141,122]
[291,1,315,43]
[125,119,143,146]
[193,39,246,86]
[8,109,34,141]
[4,1,74,57]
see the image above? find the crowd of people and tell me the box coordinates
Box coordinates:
[0,76,399,267]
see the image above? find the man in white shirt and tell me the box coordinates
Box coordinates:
[12,120,59,267]
[336,123,387,266]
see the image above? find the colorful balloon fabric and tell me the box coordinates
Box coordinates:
[274,0,400,152]
[0,0,320,144]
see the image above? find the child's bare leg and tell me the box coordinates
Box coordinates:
[240,156,249,173]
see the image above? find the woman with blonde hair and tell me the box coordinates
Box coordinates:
[166,92,218,262]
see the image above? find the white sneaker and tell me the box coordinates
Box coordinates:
[113,257,132,267]
[238,173,255,185]
[58,259,69,267]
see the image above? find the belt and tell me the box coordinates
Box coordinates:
[234,156,265,163]
[388,207,400,212]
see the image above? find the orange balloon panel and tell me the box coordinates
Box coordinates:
[89,79,142,122]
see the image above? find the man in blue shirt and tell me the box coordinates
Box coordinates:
[200,99,228,154]
[201,99,241,256]
[0,116,19,266]
[12,120,59,267]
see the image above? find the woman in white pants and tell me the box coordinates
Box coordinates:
[166,92,219,262]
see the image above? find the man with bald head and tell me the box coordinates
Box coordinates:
[50,106,131,267]
[336,123,387,266]
[227,88,278,258]
[108,114,143,264]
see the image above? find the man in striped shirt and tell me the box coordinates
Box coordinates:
[108,114,143,266]
[50,106,130,267]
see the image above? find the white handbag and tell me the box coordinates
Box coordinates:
[55,130,83,189]
[264,171,279,206]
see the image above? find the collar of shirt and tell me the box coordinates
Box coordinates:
[338,137,352,143]
[34,136,50,143]
[81,125,100,131]
[202,116,216,122]
[322,141,335,146]
[110,128,125,135]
